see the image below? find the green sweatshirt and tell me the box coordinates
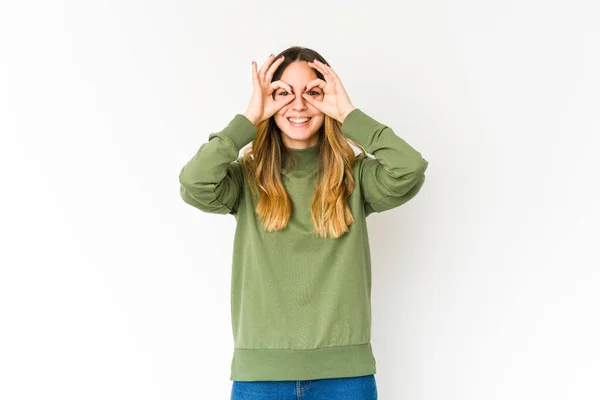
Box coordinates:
[179,108,428,381]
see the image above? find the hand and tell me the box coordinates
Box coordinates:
[243,54,296,126]
[301,59,356,124]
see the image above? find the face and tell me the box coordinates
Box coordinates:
[272,61,325,149]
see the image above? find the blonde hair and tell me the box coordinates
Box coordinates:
[241,114,368,239]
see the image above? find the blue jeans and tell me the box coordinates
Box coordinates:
[231,374,377,400]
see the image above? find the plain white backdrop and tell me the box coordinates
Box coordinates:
[1,0,599,399]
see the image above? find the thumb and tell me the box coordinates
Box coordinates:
[302,93,322,112]
[274,93,295,110]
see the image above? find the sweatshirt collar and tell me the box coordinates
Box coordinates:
[282,144,320,172]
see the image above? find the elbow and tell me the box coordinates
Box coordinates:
[178,168,208,200]
[178,166,195,189]
[179,184,224,213]
[179,183,204,208]
[396,161,428,199]
[390,158,428,197]
[178,177,232,215]
[415,157,428,179]
[408,158,428,190]
[178,168,209,211]
[407,157,428,183]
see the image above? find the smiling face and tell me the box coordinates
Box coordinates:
[272,61,325,149]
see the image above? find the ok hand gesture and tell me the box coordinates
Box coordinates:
[301,60,356,124]
[243,54,295,126]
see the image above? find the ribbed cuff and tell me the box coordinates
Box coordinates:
[215,114,258,151]
[340,108,384,148]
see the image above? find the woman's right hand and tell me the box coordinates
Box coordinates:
[243,54,295,126]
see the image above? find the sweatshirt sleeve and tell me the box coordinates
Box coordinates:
[178,114,257,215]
[341,108,428,216]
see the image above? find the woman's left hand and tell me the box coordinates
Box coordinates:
[302,60,356,124]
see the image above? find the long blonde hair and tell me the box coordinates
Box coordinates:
[241,46,368,239]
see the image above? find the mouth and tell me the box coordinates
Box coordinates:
[287,117,312,127]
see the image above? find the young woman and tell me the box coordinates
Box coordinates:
[179,46,428,400]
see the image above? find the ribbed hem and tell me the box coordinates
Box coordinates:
[230,343,376,381]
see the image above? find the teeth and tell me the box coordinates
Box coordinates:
[288,118,310,123]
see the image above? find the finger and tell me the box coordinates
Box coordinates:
[258,54,275,80]
[308,60,333,83]
[301,93,323,112]
[251,61,260,87]
[318,61,343,87]
[277,93,295,105]
[270,80,293,92]
[274,93,296,111]
[270,80,293,95]
[265,55,285,83]
[306,60,326,79]
[305,78,327,92]
[318,63,335,85]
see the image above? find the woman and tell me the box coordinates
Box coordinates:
[179,46,428,399]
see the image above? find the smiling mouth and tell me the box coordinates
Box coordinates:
[287,117,312,126]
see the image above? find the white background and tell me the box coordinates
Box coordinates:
[1,1,599,399]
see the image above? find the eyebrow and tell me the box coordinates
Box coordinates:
[277,86,322,92]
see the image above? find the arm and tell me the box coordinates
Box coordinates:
[178,114,256,215]
[341,108,429,215]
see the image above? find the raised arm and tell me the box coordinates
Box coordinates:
[178,114,256,215]
[179,54,299,215]
[342,108,428,216]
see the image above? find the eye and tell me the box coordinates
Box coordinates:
[308,90,321,96]
[277,90,292,96]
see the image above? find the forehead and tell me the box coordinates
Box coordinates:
[280,61,318,87]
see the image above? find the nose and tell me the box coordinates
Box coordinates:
[290,90,308,110]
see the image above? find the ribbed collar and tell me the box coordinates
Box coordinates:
[282,144,320,172]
